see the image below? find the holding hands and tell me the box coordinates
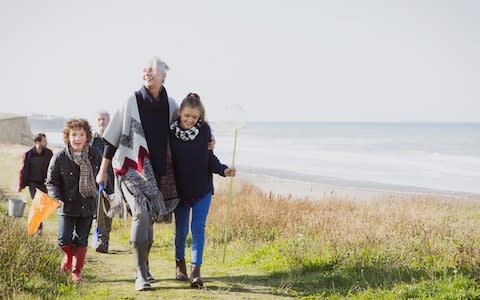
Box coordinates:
[224,167,236,177]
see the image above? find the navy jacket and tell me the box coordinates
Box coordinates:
[46,146,101,217]
[170,122,227,203]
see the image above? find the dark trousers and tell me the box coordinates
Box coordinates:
[28,183,47,199]
[57,215,93,247]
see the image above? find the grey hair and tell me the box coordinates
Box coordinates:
[148,56,169,74]
[97,111,110,121]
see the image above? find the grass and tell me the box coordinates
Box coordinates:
[0,210,75,299]
[1,144,480,299]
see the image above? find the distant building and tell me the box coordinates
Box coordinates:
[0,113,33,145]
[28,114,66,131]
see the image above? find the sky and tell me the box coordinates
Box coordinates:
[0,0,479,122]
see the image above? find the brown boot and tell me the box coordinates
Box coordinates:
[190,264,203,288]
[176,259,188,281]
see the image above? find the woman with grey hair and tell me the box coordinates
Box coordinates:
[96,57,180,291]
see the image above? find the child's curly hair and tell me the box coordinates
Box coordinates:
[62,118,92,145]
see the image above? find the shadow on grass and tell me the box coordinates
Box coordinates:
[85,258,439,297]
[98,249,131,255]
[202,263,433,297]
[90,276,184,284]
[148,286,192,291]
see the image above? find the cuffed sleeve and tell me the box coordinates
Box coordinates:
[208,150,228,177]
[103,140,117,160]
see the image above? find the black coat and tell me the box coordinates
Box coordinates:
[18,147,53,190]
[46,146,102,217]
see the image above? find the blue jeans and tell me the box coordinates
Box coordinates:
[57,215,93,247]
[174,193,212,265]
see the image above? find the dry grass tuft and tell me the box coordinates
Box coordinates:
[209,181,480,273]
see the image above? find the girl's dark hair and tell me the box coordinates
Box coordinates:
[180,93,207,123]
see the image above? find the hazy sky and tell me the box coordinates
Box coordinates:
[1,0,479,122]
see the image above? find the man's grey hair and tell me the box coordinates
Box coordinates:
[148,56,169,74]
[97,111,110,121]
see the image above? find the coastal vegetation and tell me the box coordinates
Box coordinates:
[1,144,479,299]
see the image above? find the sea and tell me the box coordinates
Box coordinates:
[36,122,480,196]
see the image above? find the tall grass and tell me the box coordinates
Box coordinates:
[0,206,73,299]
[204,182,480,297]
[1,143,480,298]
[0,145,73,298]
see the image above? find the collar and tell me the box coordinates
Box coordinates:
[170,119,202,141]
[140,85,163,103]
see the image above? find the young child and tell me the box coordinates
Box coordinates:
[46,119,102,283]
[170,93,236,288]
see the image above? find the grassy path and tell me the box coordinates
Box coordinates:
[7,205,293,299]
[3,144,480,299]
[75,234,292,299]
[0,145,293,299]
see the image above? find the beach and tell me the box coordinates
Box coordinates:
[4,141,477,202]
[31,121,480,202]
[2,142,480,299]
[227,172,480,202]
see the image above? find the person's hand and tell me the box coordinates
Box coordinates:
[208,134,216,150]
[17,187,22,193]
[224,167,236,177]
[97,158,112,188]
[57,200,63,208]
[96,170,108,187]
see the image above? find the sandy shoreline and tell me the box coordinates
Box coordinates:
[230,172,480,202]
[2,144,478,202]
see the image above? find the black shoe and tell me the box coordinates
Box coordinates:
[95,238,109,253]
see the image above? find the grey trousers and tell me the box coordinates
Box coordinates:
[121,183,153,245]
[97,194,112,241]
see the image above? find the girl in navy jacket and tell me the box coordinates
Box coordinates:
[169,93,236,288]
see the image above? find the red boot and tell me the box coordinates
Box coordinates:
[60,244,74,272]
[72,247,88,284]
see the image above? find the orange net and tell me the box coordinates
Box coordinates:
[27,189,59,236]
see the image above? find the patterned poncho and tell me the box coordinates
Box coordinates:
[103,92,179,221]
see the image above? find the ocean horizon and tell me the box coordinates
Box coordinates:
[33,121,480,196]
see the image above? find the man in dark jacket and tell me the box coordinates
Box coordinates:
[18,133,53,196]
[18,133,53,233]
[91,111,114,253]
